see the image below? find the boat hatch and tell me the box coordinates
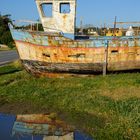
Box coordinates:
[35,0,76,36]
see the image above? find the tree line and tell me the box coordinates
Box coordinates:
[0,14,14,48]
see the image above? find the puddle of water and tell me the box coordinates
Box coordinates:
[0,113,93,140]
[0,113,42,140]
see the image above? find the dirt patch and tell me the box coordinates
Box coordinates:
[0,101,50,115]
[100,87,140,101]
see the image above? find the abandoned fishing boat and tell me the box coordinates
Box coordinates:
[9,0,140,77]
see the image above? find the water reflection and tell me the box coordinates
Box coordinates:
[0,113,93,140]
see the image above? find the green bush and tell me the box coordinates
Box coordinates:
[0,14,14,47]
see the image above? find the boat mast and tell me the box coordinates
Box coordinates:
[113,16,117,36]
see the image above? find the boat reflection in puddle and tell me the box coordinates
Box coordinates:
[0,113,94,140]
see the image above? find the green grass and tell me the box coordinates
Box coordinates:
[0,47,16,51]
[0,62,140,140]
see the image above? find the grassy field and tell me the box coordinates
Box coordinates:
[0,61,140,140]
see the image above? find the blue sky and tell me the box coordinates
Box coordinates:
[0,0,140,27]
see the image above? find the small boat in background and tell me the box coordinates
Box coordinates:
[9,0,140,77]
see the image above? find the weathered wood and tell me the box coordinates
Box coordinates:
[103,41,109,76]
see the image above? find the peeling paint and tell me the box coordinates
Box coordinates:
[35,0,76,35]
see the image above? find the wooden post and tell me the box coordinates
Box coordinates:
[103,40,109,76]
[37,23,39,31]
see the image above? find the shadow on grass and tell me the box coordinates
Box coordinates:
[0,65,22,75]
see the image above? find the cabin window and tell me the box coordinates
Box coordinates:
[41,3,53,17]
[60,3,70,14]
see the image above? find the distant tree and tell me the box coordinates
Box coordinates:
[0,14,14,48]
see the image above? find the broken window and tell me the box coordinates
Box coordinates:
[60,3,70,14]
[41,3,53,17]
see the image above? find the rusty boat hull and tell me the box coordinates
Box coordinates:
[10,27,140,77]
[9,0,140,77]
